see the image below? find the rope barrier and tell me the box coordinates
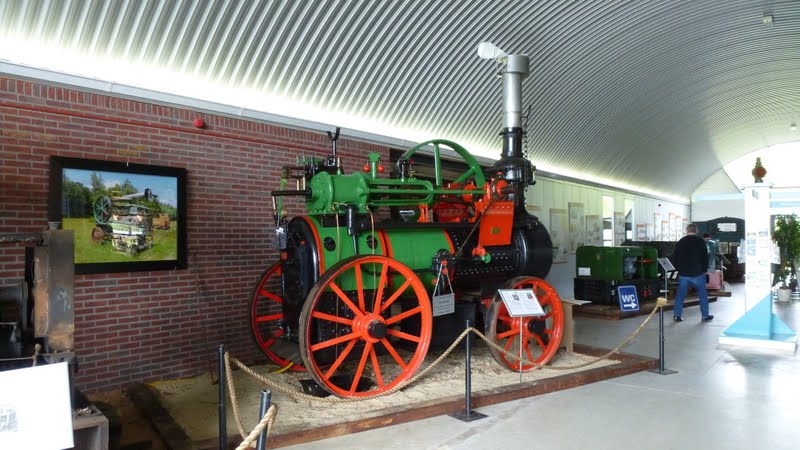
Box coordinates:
[234,404,278,450]
[220,299,668,445]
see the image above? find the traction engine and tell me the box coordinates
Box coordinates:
[250,51,564,398]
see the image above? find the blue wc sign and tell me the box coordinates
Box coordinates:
[617,285,640,312]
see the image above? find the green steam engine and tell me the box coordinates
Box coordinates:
[249,49,563,398]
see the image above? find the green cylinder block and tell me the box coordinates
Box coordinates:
[307,172,370,213]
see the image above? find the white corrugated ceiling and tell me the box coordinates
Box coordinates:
[1,0,799,201]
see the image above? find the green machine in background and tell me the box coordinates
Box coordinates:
[574,246,661,305]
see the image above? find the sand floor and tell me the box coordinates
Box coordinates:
[150,345,618,443]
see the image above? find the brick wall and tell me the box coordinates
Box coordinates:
[0,77,389,392]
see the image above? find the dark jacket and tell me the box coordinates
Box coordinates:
[673,234,709,277]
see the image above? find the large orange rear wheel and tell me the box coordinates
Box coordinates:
[486,276,564,371]
[299,255,432,398]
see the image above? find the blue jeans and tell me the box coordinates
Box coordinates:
[673,274,710,318]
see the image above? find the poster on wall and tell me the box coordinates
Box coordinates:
[48,156,188,274]
[613,211,625,245]
[669,212,678,240]
[568,202,585,252]
[636,224,647,241]
[662,220,670,241]
[646,223,654,241]
[585,215,602,246]
[682,217,689,235]
[654,212,662,240]
[550,208,568,263]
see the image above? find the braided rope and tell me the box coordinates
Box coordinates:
[226,299,665,402]
[224,352,249,438]
[234,404,278,450]
[221,299,668,444]
[473,298,661,371]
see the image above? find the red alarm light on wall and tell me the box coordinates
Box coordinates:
[193,118,205,129]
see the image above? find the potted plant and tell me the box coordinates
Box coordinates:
[772,214,800,301]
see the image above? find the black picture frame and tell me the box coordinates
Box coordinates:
[49,156,187,274]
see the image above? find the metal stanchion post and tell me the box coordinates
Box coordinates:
[649,304,677,375]
[218,344,227,450]
[449,320,487,422]
[256,390,271,450]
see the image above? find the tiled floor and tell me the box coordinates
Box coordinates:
[283,282,800,450]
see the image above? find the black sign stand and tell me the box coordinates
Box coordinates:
[449,320,488,422]
[650,258,677,375]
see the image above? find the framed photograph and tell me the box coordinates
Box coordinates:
[48,156,187,274]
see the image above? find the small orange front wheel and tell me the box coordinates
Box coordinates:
[485,277,564,371]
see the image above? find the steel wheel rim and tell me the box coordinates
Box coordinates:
[249,262,304,371]
[487,277,564,371]
[299,255,432,398]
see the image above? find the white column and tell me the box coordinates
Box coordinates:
[742,183,773,308]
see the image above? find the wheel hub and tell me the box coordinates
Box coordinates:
[354,313,387,343]
[367,321,387,339]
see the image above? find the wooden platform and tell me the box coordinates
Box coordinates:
[128,345,656,449]
[572,295,722,320]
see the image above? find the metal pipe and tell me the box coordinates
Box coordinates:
[501,55,529,159]
[502,55,529,131]
[218,344,226,450]
[256,390,272,450]
[464,320,472,416]
[657,307,666,371]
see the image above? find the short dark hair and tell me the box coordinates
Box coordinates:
[686,223,698,233]
[703,233,711,238]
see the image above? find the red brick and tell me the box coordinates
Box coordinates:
[0,75,389,393]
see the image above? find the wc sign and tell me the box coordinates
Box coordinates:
[617,285,640,312]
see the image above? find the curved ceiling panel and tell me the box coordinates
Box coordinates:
[1,0,798,200]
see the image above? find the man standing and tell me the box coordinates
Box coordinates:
[672,223,714,322]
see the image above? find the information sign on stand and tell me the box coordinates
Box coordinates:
[657,257,676,298]
[497,289,545,383]
[656,257,675,272]
[498,289,545,317]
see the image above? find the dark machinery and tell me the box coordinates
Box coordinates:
[573,245,660,305]
[0,229,75,370]
[249,50,562,398]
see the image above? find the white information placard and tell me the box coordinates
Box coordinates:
[498,289,545,317]
[0,362,73,450]
[432,293,455,317]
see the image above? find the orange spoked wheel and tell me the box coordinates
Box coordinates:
[299,255,432,398]
[486,276,564,371]
[249,262,304,371]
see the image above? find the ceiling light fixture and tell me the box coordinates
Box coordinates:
[477,42,508,60]
[762,14,774,26]
[791,122,797,131]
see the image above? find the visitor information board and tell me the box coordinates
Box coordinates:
[498,289,545,317]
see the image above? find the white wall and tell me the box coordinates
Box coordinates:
[691,169,744,221]
[528,176,690,299]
